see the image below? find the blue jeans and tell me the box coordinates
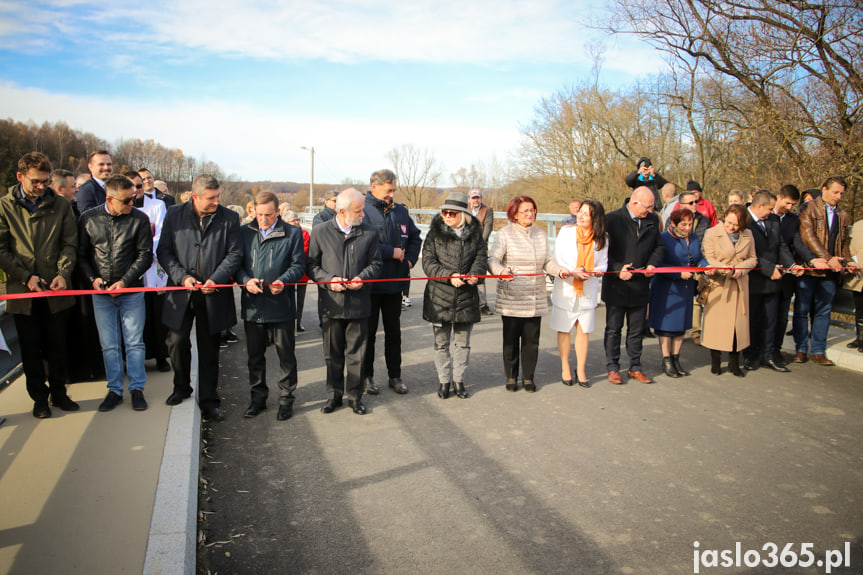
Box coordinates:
[92,292,147,395]
[792,275,838,355]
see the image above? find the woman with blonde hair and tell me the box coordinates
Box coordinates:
[700,204,757,376]
[549,200,607,388]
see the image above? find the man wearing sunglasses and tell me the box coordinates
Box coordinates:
[78,175,154,412]
[0,152,79,419]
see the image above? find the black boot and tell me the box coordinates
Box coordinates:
[672,354,690,376]
[710,349,722,375]
[662,357,681,378]
[729,352,744,377]
[454,382,469,399]
[849,321,863,351]
[437,382,450,399]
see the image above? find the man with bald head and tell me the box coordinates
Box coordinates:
[602,186,665,384]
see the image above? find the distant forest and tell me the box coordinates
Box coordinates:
[0,118,320,208]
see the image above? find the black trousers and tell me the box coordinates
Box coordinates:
[13,300,70,404]
[604,304,647,372]
[143,291,169,360]
[296,284,307,326]
[773,275,797,353]
[501,316,541,381]
[322,317,367,401]
[364,293,402,379]
[748,291,779,362]
[165,292,223,410]
[244,321,297,407]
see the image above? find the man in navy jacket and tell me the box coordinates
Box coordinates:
[362,169,421,395]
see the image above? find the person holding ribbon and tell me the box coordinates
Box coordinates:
[488,195,563,392]
[700,204,757,376]
[420,191,487,400]
[549,200,607,388]
[648,208,709,379]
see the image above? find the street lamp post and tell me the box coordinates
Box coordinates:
[300,146,315,210]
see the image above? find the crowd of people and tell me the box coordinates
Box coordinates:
[1,150,861,423]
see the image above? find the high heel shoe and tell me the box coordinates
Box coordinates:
[662,357,681,378]
[672,354,690,376]
[561,372,574,386]
[437,382,450,399]
[454,382,469,399]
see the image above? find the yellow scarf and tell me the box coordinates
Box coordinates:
[574,225,595,296]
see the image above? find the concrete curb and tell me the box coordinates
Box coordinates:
[827,340,863,372]
[142,397,200,575]
[143,343,200,575]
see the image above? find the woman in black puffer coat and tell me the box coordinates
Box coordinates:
[422,192,488,399]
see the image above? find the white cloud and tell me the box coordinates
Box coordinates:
[0,81,519,183]
[2,0,603,65]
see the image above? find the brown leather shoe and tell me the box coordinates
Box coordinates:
[607,371,624,384]
[793,352,808,363]
[809,354,835,366]
[628,370,654,384]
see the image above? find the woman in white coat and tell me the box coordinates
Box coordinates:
[550,200,608,388]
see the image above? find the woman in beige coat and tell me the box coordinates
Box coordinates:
[700,204,757,376]
[488,195,564,392]
[843,218,863,350]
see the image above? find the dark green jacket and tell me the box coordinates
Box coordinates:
[0,185,77,314]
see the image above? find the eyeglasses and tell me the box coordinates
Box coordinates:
[109,196,135,205]
[680,200,696,206]
[517,208,537,215]
[134,183,144,189]
[630,199,650,209]
[441,210,459,217]
[25,175,51,187]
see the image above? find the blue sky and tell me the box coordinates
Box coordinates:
[0,0,662,184]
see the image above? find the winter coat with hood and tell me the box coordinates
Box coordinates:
[421,213,487,325]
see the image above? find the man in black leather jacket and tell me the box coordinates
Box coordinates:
[78,175,153,411]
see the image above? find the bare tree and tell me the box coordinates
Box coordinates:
[385,144,443,208]
[603,0,863,215]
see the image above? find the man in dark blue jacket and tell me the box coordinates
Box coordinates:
[157,175,242,422]
[76,150,113,213]
[236,191,305,421]
[362,169,421,395]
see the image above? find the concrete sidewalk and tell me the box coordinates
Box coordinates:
[0,356,198,575]
[0,288,861,574]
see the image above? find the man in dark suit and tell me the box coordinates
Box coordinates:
[744,191,802,372]
[156,174,242,422]
[602,186,665,384]
[768,184,815,360]
[76,150,113,213]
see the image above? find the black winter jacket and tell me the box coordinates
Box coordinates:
[235,218,306,324]
[421,215,487,325]
[157,202,242,334]
[77,205,153,288]
[307,217,382,319]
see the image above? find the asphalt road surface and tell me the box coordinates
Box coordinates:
[198,275,863,575]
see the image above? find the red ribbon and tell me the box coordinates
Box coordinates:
[1,266,855,301]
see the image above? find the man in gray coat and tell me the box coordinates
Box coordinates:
[307,188,382,415]
[157,175,242,422]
